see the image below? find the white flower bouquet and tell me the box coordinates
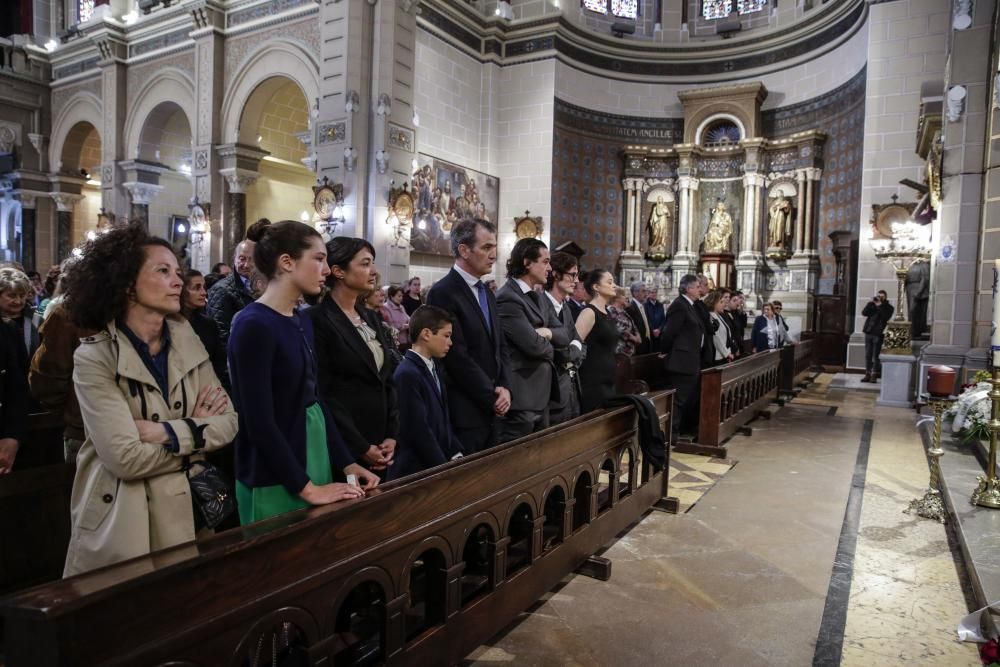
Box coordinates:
[949,379,992,443]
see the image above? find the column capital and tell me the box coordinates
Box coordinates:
[805,167,823,181]
[49,192,84,212]
[123,182,164,206]
[12,191,42,209]
[219,167,259,194]
[678,176,700,191]
[795,169,808,182]
[215,143,270,171]
[743,172,766,188]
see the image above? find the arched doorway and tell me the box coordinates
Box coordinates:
[58,120,102,258]
[135,101,194,261]
[239,77,316,230]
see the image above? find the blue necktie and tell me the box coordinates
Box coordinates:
[475,280,491,333]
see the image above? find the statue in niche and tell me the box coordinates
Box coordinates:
[767,195,793,249]
[704,200,733,253]
[646,195,672,260]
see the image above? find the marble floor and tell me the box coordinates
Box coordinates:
[465,374,979,666]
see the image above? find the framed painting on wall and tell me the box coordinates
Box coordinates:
[409,154,500,256]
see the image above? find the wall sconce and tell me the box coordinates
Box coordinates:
[187,199,210,245]
[313,176,346,239]
[946,85,967,122]
[345,90,360,114]
[375,149,389,175]
[387,181,414,248]
[412,108,420,127]
[376,93,391,117]
[344,146,358,172]
[953,0,972,29]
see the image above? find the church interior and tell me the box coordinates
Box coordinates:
[1,0,999,664]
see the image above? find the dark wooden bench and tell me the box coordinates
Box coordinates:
[779,340,817,398]
[614,352,668,395]
[669,350,781,458]
[0,391,674,667]
[12,412,65,471]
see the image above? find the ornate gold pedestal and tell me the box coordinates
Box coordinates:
[905,398,951,523]
[972,368,1000,508]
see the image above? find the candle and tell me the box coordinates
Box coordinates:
[993,260,1000,368]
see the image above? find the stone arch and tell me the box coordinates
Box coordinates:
[221,39,320,145]
[123,69,196,163]
[692,111,748,146]
[49,92,103,173]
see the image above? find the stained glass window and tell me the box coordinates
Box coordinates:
[737,0,766,14]
[78,0,96,23]
[702,0,732,20]
[611,0,638,19]
[583,0,608,14]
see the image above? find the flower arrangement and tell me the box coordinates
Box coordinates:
[981,638,1000,666]
[948,371,993,443]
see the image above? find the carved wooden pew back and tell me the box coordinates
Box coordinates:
[0,392,673,667]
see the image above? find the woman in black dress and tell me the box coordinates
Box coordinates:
[575,269,619,413]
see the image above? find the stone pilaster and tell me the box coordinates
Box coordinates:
[93,29,129,219]
[48,188,84,262]
[793,169,807,255]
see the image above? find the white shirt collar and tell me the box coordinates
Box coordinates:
[453,263,481,288]
[411,348,437,375]
[514,278,533,294]
[545,290,563,313]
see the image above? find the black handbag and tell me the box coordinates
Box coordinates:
[183,457,236,530]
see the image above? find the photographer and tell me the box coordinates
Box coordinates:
[861,290,894,383]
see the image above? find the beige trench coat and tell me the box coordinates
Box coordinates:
[64,317,238,577]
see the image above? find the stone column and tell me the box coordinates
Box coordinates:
[122,182,163,231]
[93,33,129,220]
[216,143,267,262]
[14,192,36,271]
[190,0,226,265]
[49,192,83,262]
[803,167,822,256]
[793,170,807,255]
[671,175,699,284]
[742,172,766,254]
[218,169,258,262]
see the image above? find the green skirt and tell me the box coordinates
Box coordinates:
[236,403,333,525]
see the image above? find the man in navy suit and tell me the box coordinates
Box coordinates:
[496,237,557,442]
[388,306,463,480]
[426,218,512,453]
[660,274,706,440]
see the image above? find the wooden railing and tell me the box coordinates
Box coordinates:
[686,350,781,457]
[0,392,674,667]
[779,340,816,398]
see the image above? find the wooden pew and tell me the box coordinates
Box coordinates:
[12,412,65,471]
[779,340,816,399]
[614,352,667,395]
[674,350,782,458]
[0,392,674,667]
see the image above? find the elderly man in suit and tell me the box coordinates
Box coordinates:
[625,281,652,355]
[206,234,258,346]
[496,238,557,442]
[543,251,584,425]
[660,274,706,440]
[426,218,512,453]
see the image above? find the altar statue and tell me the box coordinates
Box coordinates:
[768,195,793,248]
[704,200,733,253]
[646,196,672,258]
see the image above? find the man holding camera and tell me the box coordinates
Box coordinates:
[861,290,894,383]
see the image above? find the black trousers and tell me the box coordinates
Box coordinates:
[864,333,884,374]
[498,408,549,443]
[666,372,699,438]
[455,420,499,455]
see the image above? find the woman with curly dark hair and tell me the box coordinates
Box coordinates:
[61,224,238,576]
[228,222,377,525]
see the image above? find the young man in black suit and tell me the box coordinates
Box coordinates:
[625,282,652,355]
[388,306,463,480]
[496,238,556,442]
[426,218,512,454]
[660,274,706,440]
[543,252,584,425]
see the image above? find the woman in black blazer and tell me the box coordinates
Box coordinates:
[309,237,399,475]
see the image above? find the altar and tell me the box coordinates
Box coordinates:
[617,83,825,330]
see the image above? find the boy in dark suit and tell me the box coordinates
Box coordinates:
[388,305,464,480]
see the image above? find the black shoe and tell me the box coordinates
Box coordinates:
[861,374,872,383]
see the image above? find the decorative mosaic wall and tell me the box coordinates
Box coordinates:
[551,99,683,270]
[763,67,867,294]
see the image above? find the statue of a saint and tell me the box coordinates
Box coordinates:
[767,196,793,249]
[646,196,672,258]
[704,200,733,253]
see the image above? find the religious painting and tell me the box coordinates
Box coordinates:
[409,154,500,256]
[582,0,608,14]
[702,0,732,19]
[611,0,638,19]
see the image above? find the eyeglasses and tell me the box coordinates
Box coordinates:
[565,272,579,279]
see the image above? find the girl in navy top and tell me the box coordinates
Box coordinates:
[228,220,377,524]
